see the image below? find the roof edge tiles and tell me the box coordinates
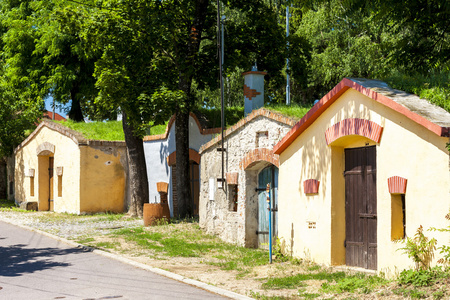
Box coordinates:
[143,112,221,142]
[274,78,450,155]
[199,108,298,154]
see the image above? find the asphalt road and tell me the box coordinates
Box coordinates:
[0,221,228,300]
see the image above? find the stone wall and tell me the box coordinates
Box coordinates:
[199,109,295,247]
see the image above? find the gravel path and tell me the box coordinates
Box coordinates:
[0,210,142,240]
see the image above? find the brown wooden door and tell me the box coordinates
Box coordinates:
[344,146,377,270]
[49,157,54,212]
[190,162,199,217]
[171,162,199,217]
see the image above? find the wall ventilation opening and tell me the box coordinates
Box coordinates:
[30,177,35,197]
[228,184,238,212]
[391,194,406,240]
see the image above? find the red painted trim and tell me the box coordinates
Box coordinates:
[226,172,239,185]
[143,112,221,141]
[200,108,297,154]
[325,118,383,145]
[167,149,200,166]
[43,111,67,121]
[156,182,169,194]
[239,148,279,170]
[274,78,449,155]
[243,84,261,100]
[388,176,407,194]
[241,71,267,76]
[304,179,320,194]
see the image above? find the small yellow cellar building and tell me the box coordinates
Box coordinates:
[14,120,128,214]
[274,78,450,276]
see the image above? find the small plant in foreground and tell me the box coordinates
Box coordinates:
[321,273,388,294]
[432,289,445,300]
[430,211,450,267]
[398,225,437,270]
[398,266,449,287]
[273,237,289,262]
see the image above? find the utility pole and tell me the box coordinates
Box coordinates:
[286,4,291,105]
[217,0,225,187]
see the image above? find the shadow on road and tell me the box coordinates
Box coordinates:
[0,244,90,277]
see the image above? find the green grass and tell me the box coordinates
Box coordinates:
[262,271,388,294]
[266,103,312,119]
[321,273,388,294]
[195,106,245,128]
[93,241,120,249]
[75,237,95,244]
[0,199,29,212]
[112,224,269,272]
[383,71,450,112]
[147,122,169,135]
[55,119,125,141]
[0,199,16,208]
[262,271,346,289]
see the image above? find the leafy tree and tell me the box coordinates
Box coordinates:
[67,0,285,218]
[0,86,42,158]
[0,0,100,121]
[287,0,449,103]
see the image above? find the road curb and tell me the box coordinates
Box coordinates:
[3,221,254,300]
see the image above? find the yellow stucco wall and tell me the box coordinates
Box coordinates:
[15,125,127,214]
[79,145,126,213]
[278,89,450,276]
[15,126,81,213]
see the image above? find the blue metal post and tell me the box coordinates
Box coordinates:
[266,183,272,263]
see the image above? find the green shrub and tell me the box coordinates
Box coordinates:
[398,225,437,270]
[398,267,449,287]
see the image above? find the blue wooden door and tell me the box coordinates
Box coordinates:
[257,165,278,248]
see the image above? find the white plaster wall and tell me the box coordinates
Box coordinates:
[144,131,173,205]
[14,126,81,213]
[144,115,216,216]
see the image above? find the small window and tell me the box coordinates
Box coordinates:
[58,175,62,197]
[228,185,238,212]
[30,177,34,197]
[391,194,406,240]
[209,177,215,200]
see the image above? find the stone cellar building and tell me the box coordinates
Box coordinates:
[199,108,297,247]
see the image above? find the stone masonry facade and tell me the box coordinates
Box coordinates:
[199,108,296,247]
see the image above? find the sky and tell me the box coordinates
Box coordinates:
[45,96,70,118]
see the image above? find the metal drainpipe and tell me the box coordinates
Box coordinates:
[217,0,225,185]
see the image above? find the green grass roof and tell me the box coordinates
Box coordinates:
[55,120,125,141]
[54,104,311,140]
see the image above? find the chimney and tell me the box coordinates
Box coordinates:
[243,65,267,116]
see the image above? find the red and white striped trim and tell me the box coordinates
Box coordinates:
[388,176,407,194]
[303,179,320,194]
[325,118,383,145]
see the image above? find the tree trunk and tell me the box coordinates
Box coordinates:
[122,111,149,217]
[68,86,84,122]
[0,158,7,199]
[175,110,191,218]
[174,0,209,219]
